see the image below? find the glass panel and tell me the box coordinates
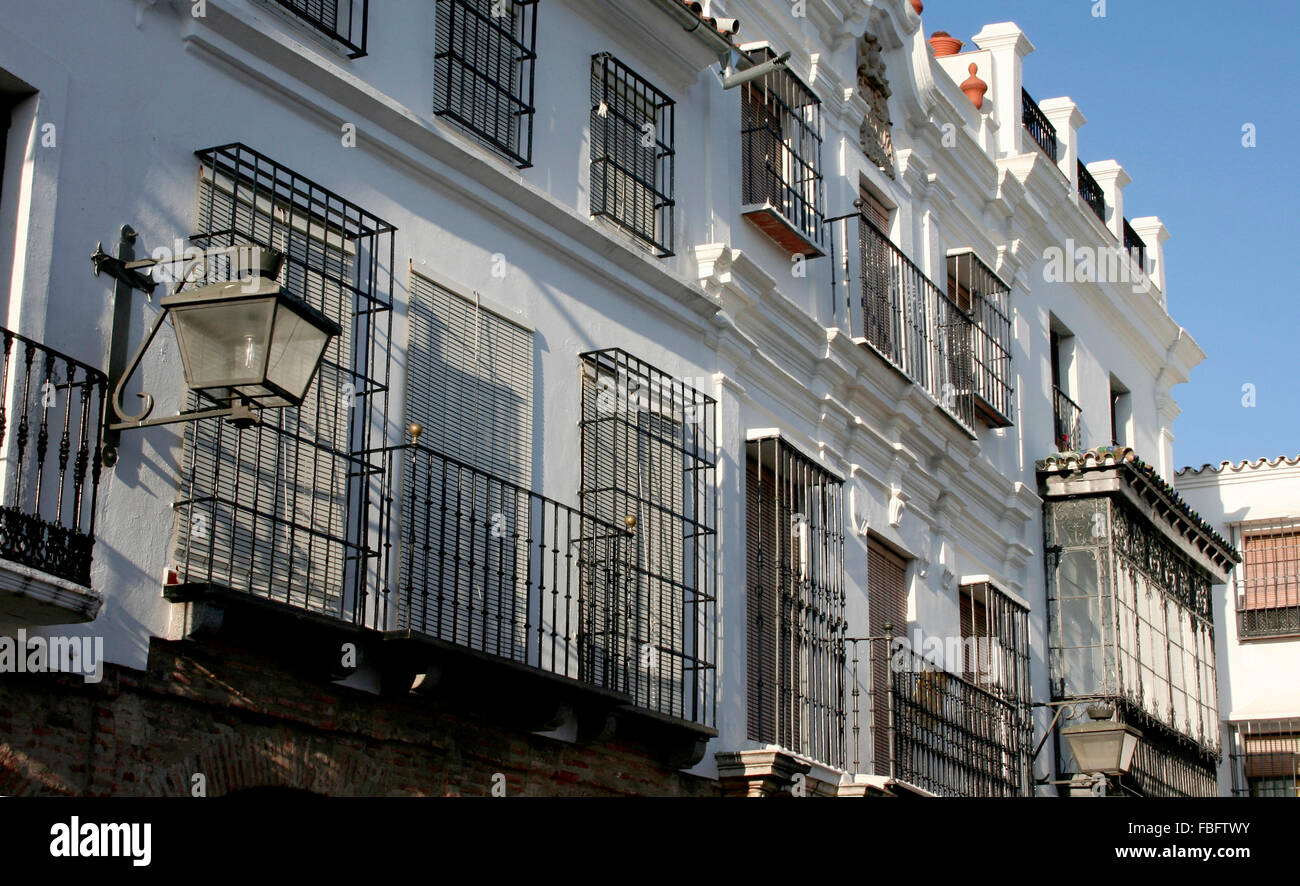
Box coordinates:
[170,297,276,391]
[264,301,333,405]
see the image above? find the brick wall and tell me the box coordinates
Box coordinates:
[0,638,721,797]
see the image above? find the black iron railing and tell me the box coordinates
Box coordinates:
[829,212,976,433]
[948,251,1013,427]
[1022,88,1057,161]
[847,637,1031,796]
[434,0,539,168]
[1052,385,1082,451]
[1077,160,1105,223]
[272,0,369,57]
[377,443,633,685]
[1124,219,1146,272]
[0,328,107,587]
[741,49,824,249]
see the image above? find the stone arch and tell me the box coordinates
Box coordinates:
[146,728,396,797]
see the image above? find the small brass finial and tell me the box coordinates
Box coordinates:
[408,422,423,442]
[624,515,637,532]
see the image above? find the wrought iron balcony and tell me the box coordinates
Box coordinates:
[0,328,106,595]
[1052,385,1082,451]
[272,0,369,58]
[1077,160,1106,223]
[1022,88,1058,161]
[376,442,633,688]
[828,212,985,435]
[1124,219,1146,272]
[846,637,1032,797]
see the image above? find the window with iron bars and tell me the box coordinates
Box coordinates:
[1229,721,1300,797]
[745,436,845,768]
[171,144,394,626]
[1236,519,1300,639]
[578,350,717,726]
[268,0,369,58]
[947,251,1013,428]
[589,54,675,257]
[741,47,824,252]
[958,581,1030,704]
[434,0,538,167]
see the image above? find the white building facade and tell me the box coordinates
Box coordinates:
[0,0,1233,796]
[1177,456,1300,797]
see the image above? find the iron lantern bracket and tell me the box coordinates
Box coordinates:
[94,227,279,466]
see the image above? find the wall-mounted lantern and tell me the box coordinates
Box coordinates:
[91,227,340,465]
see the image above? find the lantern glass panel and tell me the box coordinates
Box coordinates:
[170,296,276,391]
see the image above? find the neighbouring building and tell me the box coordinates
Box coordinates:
[0,0,1232,797]
[1177,456,1300,797]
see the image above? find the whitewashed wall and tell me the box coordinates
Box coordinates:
[0,0,1209,787]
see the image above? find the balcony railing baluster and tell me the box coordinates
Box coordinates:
[1052,385,1083,452]
[1022,88,1058,161]
[847,637,1031,796]
[1078,160,1106,223]
[381,442,636,689]
[0,327,107,587]
[829,212,979,434]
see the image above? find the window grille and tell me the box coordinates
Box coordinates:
[959,581,1030,703]
[1228,720,1300,797]
[741,47,823,249]
[172,144,394,625]
[745,435,845,767]
[589,54,675,257]
[947,251,1013,428]
[270,0,369,58]
[434,0,538,167]
[578,349,716,726]
[1237,519,1300,639]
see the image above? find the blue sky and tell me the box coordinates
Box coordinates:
[925,0,1298,470]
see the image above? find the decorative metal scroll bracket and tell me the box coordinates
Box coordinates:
[95,227,275,466]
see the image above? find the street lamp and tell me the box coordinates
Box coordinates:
[91,229,340,465]
[1061,705,1142,795]
[165,271,340,410]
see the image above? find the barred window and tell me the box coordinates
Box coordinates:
[1230,725,1300,796]
[589,54,675,257]
[434,0,538,168]
[171,144,394,622]
[578,349,716,726]
[740,46,824,255]
[1237,520,1300,639]
[958,581,1030,702]
[947,251,1013,428]
[268,0,369,57]
[745,436,845,767]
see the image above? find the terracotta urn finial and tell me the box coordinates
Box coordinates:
[929,31,963,57]
[961,62,988,110]
[910,0,923,15]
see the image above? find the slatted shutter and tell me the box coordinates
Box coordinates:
[399,271,533,653]
[868,536,907,776]
[405,272,532,485]
[746,456,779,743]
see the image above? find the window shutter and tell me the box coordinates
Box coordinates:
[405,271,532,486]
[399,271,533,650]
[867,536,907,776]
[746,456,778,744]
